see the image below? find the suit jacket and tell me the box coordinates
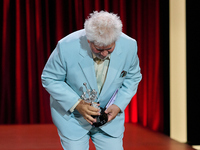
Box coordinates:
[41,29,142,140]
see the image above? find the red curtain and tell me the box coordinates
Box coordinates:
[0,0,163,132]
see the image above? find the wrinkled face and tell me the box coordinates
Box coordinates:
[88,40,115,60]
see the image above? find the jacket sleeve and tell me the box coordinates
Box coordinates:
[41,42,80,113]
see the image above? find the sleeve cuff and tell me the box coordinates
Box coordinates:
[69,99,82,112]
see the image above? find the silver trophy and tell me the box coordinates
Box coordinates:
[81,83,99,110]
[81,83,108,127]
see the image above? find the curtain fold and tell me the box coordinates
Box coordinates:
[0,0,163,132]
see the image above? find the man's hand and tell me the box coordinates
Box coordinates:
[105,104,121,122]
[75,100,100,125]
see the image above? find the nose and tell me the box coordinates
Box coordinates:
[101,50,108,57]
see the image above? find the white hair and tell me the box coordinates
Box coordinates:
[84,11,122,47]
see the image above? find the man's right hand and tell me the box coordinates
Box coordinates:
[75,100,100,125]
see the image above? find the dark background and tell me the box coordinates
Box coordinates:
[186,0,200,145]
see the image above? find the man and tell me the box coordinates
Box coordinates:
[41,11,142,150]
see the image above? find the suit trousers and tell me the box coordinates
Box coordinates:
[58,126,124,150]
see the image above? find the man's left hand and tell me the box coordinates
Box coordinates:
[104,104,121,122]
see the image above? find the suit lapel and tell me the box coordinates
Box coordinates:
[78,46,99,95]
[100,43,123,97]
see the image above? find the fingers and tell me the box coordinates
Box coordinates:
[75,100,100,124]
[106,112,114,122]
[84,114,97,125]
[85,106,100,117]
[105,104,121,122]
[83,107,100,125]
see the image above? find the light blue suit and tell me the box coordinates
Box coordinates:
[41,29,142,141]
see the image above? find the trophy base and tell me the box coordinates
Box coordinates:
[92,107,108,127]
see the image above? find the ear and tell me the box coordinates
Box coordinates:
[87,40,90,43]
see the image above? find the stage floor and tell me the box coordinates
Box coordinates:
[0,123,195,150]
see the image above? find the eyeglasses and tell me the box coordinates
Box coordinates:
[93,43,115,52]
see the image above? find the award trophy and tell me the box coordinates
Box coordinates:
[81,83,118,127]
